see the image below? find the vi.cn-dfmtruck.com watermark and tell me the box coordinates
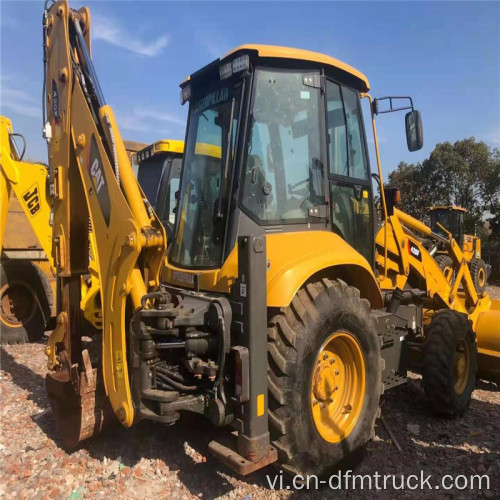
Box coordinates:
[266,470,491,492]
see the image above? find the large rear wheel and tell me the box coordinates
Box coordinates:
[0,261,52,344]
[267,279,382,476]
[470,258,487,295]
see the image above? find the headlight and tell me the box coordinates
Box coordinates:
[219,54,250,80]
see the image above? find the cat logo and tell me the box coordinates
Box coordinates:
[408,240,422,261]
[87,134,111,227]
[22,183,41,217]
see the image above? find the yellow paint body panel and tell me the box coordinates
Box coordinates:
[0,116,54,263]
[153,140,184,155]
[182,44,370,92]
[163,231,383,309]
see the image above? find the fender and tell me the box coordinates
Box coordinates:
[164,231,383,309]
[264,231,383,309]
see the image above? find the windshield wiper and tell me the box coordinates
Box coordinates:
[216,97,236,219]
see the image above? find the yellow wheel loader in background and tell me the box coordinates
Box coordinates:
[42,0,499,478]
[429,205,490,293]
[1,115,183,342]
[1,116,56,343]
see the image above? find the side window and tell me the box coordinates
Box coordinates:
[342,87,369,180]
[326,82,369,180]
[326,81,348,176]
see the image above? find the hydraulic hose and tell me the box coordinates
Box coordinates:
[155,370,196,391]
[104,114,120,186]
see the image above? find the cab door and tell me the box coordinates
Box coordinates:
[326,79,374,266]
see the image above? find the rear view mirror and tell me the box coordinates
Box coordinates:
[405,110,423,152]
[9,133,26,161]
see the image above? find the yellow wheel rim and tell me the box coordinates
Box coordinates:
[0,281,37,327]
[453,338,470,395]
[478,268,485,287]
[310,331,366,443]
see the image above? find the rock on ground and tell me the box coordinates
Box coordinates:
[1,287,499,499]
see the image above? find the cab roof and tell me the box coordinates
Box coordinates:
[182,44,370,93]
[429,205,466,212]
[226,45,369,92]
[137,140,184,160]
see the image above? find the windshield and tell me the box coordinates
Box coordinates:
[170,85,240,269]
[241,69,326,224]
[431,210,454,238]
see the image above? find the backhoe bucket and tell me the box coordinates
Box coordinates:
[475,299,500,384]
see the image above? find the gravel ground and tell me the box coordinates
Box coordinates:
[1,288,499,499]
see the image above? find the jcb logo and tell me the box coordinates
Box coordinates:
[22,184,41,217]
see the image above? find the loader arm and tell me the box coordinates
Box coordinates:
[43,0,166,438]
[375,208,492,323]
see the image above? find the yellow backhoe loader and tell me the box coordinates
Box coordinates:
[42,0,499,477]
[429,205,490,293]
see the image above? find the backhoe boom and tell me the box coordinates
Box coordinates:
[43,0,166,445]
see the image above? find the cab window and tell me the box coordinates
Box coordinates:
[326,81,369,180]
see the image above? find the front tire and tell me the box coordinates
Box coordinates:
[267,279,382,476]
[470,258,487,294]
[422,310,476,418]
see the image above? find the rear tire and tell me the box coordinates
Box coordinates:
[470,258,487,294]
[267,278,382,476]
[434,255,454,283]
[0,260,52,344]
[423,310,476,418]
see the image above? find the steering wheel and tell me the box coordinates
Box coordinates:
[288,178,309,196]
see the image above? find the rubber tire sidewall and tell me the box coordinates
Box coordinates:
[0,260,52,344]
[470,258,487,295]
[274,280,382,476]
[423,310,477,418]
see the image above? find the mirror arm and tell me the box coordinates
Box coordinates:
[373,96,414,115]
[362,93,389,281]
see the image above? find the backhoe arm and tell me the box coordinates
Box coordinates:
[43,0,166,442]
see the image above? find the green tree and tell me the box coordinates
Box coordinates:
[387,138,500,237]
[387,161,427,221]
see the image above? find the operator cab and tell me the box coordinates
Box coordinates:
[171,45,381,270]
[133,140,184,209]
[429,205,465,246]
[131,140,184,240]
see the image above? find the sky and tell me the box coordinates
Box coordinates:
[1,0,499,179]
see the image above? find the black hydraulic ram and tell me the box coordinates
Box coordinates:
[209,235,277,474]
